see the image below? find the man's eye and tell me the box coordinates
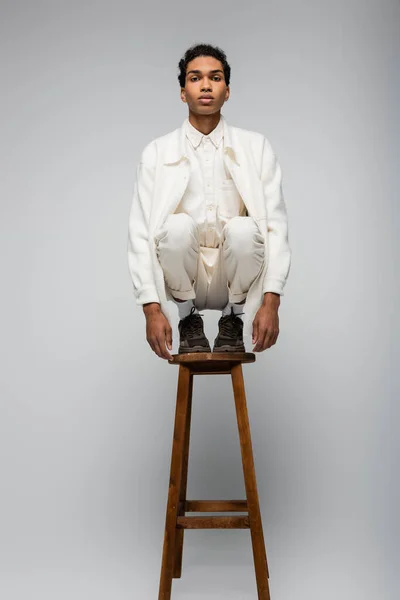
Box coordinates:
[190,76,222,81]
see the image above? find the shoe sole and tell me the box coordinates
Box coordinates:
[178,345,211,354]
[212,345,245,353]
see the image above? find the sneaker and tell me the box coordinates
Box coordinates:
[178,306,211,354]
[212,307,245,352]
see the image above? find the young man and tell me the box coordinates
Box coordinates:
[127,43,291,360]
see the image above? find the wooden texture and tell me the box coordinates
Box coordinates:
[177,515,250,529]
[158,365,191,599]
[231,363,271,599]
[158,352,271,600]
[173,369,193,579]
[184,499,247,512]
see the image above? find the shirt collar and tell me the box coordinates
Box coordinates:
[163,113,240,166]
[184,116,224,150]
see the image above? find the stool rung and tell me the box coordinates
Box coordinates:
[184,500,248,512]
[177,515,250,529]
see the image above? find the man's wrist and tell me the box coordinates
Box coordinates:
[143,302,161,316]
[262,292,281,308]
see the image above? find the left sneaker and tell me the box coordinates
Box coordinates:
[178,306,211,354]
[212,307,245,352]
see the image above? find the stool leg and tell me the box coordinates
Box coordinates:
[173,371,193,578]
[231,363,271,600]
[159,364,191,600]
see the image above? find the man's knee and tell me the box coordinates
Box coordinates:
[155,213,198,251]
[223,216,264,257]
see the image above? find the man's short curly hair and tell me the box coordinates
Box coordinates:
[178,43,231,88]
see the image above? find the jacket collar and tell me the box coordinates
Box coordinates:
[163,113,240,166]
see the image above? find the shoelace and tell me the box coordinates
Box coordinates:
[180,306,205,339]
[219,307,245,337]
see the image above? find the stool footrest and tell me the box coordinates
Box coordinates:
[177,516,250,529]
[184,500,248,512]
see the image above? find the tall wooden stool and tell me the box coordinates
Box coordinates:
[158,352,271,600]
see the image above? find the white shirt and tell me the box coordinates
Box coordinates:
[174,116,247,283]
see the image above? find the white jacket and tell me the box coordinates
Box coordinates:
[127,113,291,336]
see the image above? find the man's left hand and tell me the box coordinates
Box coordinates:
[252,293,280,352]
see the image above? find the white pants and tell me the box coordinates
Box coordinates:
[154,214,265,312]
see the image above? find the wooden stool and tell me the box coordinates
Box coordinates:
[158,352,271,600]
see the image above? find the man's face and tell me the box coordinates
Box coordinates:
[180,55,229,115]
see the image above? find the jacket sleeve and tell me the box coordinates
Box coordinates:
[260,137,292,296]
[127,143,160,305]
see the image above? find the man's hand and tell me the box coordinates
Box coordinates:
[143,303,173,360]
[252,292,280,352]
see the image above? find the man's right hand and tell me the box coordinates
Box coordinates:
[143,303,173,360]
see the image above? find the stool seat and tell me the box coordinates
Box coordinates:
[168,352,255,374]
[159,351,271,600]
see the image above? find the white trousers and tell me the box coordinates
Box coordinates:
[154,214,265,311]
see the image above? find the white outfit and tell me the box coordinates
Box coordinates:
[154,117,265,311]
[154,213,265,311]
[127,113,291,336]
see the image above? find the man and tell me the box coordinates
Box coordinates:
[127,43,291,360]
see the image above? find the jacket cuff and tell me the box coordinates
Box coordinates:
[262,278,285,296]
[135,285,161,306]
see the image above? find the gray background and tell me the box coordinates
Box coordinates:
[1,1,399,598]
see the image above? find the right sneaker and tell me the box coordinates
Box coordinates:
[178,306,211,354]
[212,307,246,352]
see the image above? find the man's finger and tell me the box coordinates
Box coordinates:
[253,327,266,352]
[152,339,164,359]
[147,337,156,355]
[270,330,279,347]
[162,340,173,360]
[252,319,259,345]
[262,330,274,351]
[158,334,173,360]
[156,339,169,360]
[166,328,173,351]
